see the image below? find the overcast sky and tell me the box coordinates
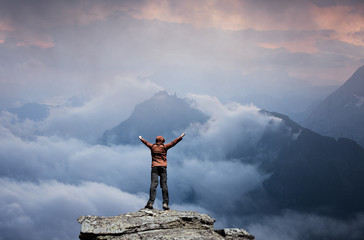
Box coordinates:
[1,0,364,111]
[1,1,364,239]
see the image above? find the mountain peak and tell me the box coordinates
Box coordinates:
[304,65,364,147]
[154,90,170,98]
[100,91,208,145]
[353,65,364,76]
[78,209,255,240]
[8,102,50,121]
[340,65,364,94]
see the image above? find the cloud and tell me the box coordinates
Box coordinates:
[0,97,271,239]
[0,178,147,240]
[125,0,312,31]
[0,0,118,29]
[1,3,361,115]
[0,120,153,192]
[0,75,162,142]
[247,210,364,240]
[0,93,275,211]
[121,0,364,48]
[316,39,364,57]
[168,158,267,214]
[183,94,283,158]
[38,76,162,143]
[311,3,364,46]
[1,92,364,239]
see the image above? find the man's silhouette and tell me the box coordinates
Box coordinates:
[139,133,185,210]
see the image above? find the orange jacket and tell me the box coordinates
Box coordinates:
[140,136,183,167]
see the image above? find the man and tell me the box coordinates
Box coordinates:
[139,133,185,210]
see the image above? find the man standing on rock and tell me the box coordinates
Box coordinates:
[139,133,185,210]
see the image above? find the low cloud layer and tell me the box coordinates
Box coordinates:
[0,178,147,239]
[2,92,363,239]
[184,93,282,158]
[247,210,364,240]
[0,93,273,196]
[0,93,278,239]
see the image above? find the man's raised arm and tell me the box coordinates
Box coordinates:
[165,133,185,149]
[139,136,153,148]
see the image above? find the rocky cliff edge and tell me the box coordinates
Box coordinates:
[78,209,255,240]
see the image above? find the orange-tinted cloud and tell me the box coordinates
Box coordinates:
[124,0,251,30]
[0,19,14,44]
[17,40,55,48]
[13,29,55,48]
[0,21,14,31]
[311,4,364,46]
[122,0,364,52]
[123,1,315,30]
[258,37,319,53]
[2,1,363,52]
[0,31,6,44]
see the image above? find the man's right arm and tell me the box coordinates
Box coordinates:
[139,136,153,148]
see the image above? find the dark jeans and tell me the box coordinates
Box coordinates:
[147,166,169,205]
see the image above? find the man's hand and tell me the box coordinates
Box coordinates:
[181,133,185,137]
[139,136,142,139]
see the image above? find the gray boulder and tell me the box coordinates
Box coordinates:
[78,209,254,240]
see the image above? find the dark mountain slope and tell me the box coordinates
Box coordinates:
[264,128,364,216]
[304,65,364,147]
[232,110,364,217]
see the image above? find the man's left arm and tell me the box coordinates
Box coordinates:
[165,133,185,149]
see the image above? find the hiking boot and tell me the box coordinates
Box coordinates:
[163,203,170,211]
[144,203,153,209]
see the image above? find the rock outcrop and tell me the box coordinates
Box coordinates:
[78,209,254,240]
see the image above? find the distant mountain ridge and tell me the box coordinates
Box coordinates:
[6,96,87,122]
[304,65,364,147]
[8,103,50,121]
[100,91,208,145]
[262,123,364,216]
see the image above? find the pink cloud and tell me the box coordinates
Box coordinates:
[123,0,251,30]
[258,38,319,53]
[311,4,364,46]
[14,30,55,48]
[121,0,364,52]
[0,31,6,44]
[123,0,316,31]
[59,1,118,26]
[3,1,362,52]
[16,40,55,48]
[0,20,14,31]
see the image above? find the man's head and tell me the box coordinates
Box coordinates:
[155,136,165,144]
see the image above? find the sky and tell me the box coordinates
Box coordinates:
[1,0,364,113]
[1,0,364,239]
